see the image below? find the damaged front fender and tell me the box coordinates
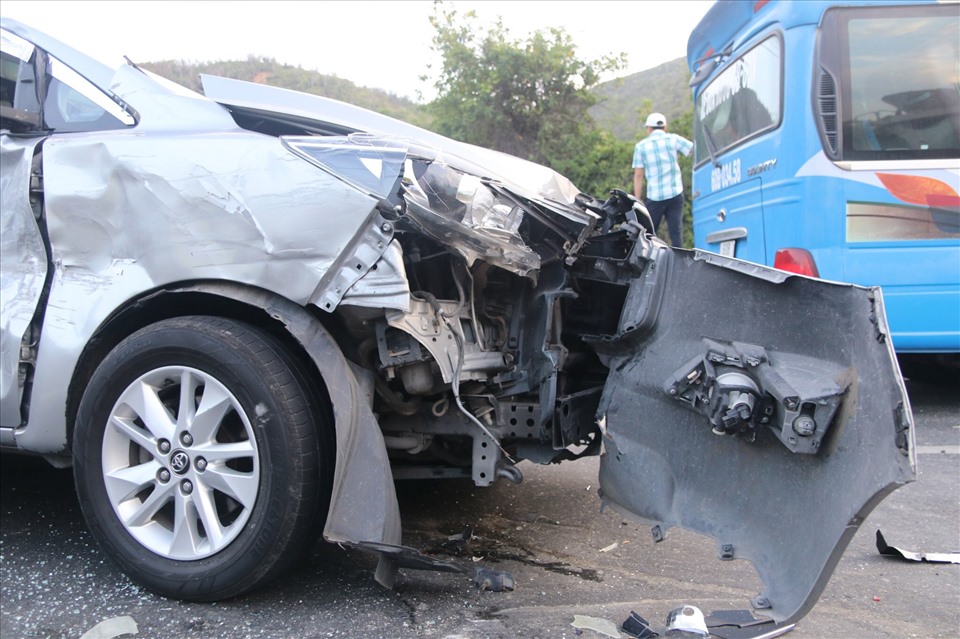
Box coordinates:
[151,283,403,560]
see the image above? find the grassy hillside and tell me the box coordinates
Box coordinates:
[141,55,693,145]
[589,57,693,142]
[140,57,433,129]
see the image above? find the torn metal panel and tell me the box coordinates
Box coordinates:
[0,16,922,616]
[596,241,916,624]
[339,239,412,312]
[0,135,46,429]
[199,73,588,210]
[109,64,235,131]
[876,529,960,564]
[19,125,380,452]
[309,209,396,312]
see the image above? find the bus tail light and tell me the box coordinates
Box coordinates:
[774,248,820,277]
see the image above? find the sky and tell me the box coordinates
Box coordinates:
[1,0,714,102]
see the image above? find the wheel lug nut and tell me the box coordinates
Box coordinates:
[158,439,171,454]
[195,458,207,472]
[158,469,171,482]
[180,432,193,446]
[181,480,193,494]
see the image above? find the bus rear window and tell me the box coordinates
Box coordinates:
[819,5,960,161]
[694,35,782,166]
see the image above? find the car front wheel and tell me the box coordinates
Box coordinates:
[74,316,330,600]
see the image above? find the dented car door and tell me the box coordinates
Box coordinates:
[594,238,916,624]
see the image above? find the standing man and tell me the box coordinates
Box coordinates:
[632,112,693,248]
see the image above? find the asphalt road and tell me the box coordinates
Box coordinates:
[2,378,957,639]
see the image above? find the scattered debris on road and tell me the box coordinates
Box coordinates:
[876,529,960,564]
[79,616,138,639]
[572,614,622,638]
[622,610,659,638]
[665,606,709,636]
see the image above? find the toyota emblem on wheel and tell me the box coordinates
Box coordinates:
[170,450,190,475]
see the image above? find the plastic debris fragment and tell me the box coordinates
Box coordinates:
[572,614,622,638]
[665,605,709,636]
[622,610,659,638]
[80,616,138,639]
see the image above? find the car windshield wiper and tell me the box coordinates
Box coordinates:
[690,47,730,169]
[701,120,722,169]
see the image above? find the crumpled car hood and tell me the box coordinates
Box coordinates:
[198,74,585,212]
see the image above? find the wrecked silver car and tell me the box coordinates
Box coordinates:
[0,18,916,625]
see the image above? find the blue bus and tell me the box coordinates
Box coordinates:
[686,0,959,374]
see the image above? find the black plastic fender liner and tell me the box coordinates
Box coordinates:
[595,244,916,624]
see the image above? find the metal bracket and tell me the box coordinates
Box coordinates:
[310,210,395,312]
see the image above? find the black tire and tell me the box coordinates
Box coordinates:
[73,316,332,600]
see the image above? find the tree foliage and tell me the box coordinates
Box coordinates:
[425,5,634,198]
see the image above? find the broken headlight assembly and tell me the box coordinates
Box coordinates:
[282,134,409,200]
[665,338,847,454]
[399,156,541,277]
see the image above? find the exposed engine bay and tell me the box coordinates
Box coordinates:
[326,151,647,486]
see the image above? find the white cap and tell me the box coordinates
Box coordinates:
[645,112,667,128]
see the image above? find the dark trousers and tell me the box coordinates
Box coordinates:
[645,193,684,248]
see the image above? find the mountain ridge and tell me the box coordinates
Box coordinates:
[589,57,693,142]
[140,55,694,140]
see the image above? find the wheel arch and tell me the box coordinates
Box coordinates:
[66,280,402,553]
[66,282,336,442]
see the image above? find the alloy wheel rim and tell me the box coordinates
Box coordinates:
[101,366,261,560]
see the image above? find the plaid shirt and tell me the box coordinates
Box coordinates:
[632,130,693,201]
